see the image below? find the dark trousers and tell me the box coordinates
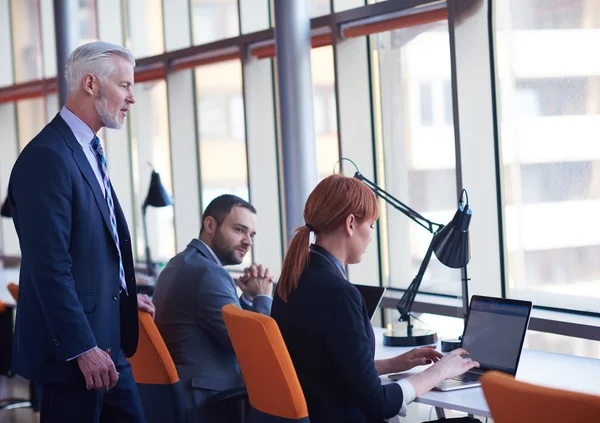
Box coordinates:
[196,396,247,423]
[37,351,146,423]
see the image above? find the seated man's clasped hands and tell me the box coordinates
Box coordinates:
[237,264,274,303]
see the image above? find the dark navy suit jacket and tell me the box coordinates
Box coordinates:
[8,114,138,385]
[271,245,403,423]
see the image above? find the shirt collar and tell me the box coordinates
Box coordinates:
[59,106,96,150]
[200,240,222,266]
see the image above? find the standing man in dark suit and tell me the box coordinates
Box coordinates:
[153,194,273,423]
[8,41,154,423]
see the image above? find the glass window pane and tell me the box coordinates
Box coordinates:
[309,0,330,18]
[497,0,600,313]
[371,22,460,296]
[0,0,14,86]
[196,60,250,267]
[40,0,56,78]
[334,0,365,13]
[239,0,269,34]
[16,98,46,151]
[11,0,44,83]
[191,0,240,45]
[130,80,175,263]
[124,0,164,57]
[45,93,59,121]
[78,0,99,43]
[311,46,339,180]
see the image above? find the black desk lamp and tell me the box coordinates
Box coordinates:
[354,171,472,346]
[142,169,172,277]
[1,197,11,218]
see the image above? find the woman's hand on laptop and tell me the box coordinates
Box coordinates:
[405,348,480,397]
[434,348,480,380]
[392,346,443,372]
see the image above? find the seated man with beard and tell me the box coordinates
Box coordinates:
[153,194,273,423]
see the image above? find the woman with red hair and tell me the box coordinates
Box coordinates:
[272,174,479,423]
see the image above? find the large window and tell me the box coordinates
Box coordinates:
[311,46,340,180]
[16,98,46,151]
[10,0,44,83]
[371,22,461,296]
[191,0,240,45]
[125,0,164,57]
[497,0,600,313]
[195,60,251,267]
[130,80,175,263]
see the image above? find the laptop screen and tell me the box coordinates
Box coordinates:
[354,284,386,320]
[461,296,532,374]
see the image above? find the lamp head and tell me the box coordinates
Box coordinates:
[432,192,472,269]
[143,170,172,210]
[1,197,11,218]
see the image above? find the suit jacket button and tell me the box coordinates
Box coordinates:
[113,294,119,301]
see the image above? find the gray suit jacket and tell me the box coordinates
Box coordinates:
[153,238,272,422]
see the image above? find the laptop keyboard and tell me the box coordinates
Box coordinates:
[452,372,481,383]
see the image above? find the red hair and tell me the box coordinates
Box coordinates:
[277,174,379,302]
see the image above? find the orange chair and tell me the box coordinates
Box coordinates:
[7,283,18,304]
[481,370,600,422]
[221,304,310,422]
[127,311,184,423]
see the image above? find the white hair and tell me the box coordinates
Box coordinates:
[65,41,135,95]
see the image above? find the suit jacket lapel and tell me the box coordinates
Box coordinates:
[50,115,114,240]
[189,238,220,265]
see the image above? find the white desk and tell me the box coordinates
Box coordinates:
[0,268,19,307]
[374,327,600,418]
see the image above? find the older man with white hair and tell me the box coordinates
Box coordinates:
[7,41,152,422]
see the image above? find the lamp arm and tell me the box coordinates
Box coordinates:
[396,230,440,322]
[142,204,154,276]
[354,172,442,234]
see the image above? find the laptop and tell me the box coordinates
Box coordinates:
[389,295,532,391]
[354,284,386,320]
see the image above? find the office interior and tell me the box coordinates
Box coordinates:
[0,0,599,422]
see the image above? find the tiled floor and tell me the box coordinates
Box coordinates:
[0,376,38,423]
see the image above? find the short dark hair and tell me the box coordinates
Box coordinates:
[200,194,256,234]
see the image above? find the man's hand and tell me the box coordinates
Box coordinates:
[77,347,119,390]
[237,264,274,301]
[137,293,155,319]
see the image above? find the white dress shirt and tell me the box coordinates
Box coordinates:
[59,106,106,197]
[395,379,416,416]
[60,106,103,361]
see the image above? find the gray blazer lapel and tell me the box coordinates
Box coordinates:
[50,115,114,239]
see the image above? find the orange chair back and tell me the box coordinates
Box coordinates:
[221,304,309,421]
[7,282,18,302]
[0,299,5,313]
[128,311,179,385]
[127,311,184,423]
[481,370,600,422]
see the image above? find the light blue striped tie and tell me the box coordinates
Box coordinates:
[91,136,128,295]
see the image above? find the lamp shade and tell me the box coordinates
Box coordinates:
[432,204,472,268]
[143,171,172,208]
[0,197,11,218]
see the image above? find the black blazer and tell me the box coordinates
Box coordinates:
[272,245,403,423]
[8,114,138,384]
